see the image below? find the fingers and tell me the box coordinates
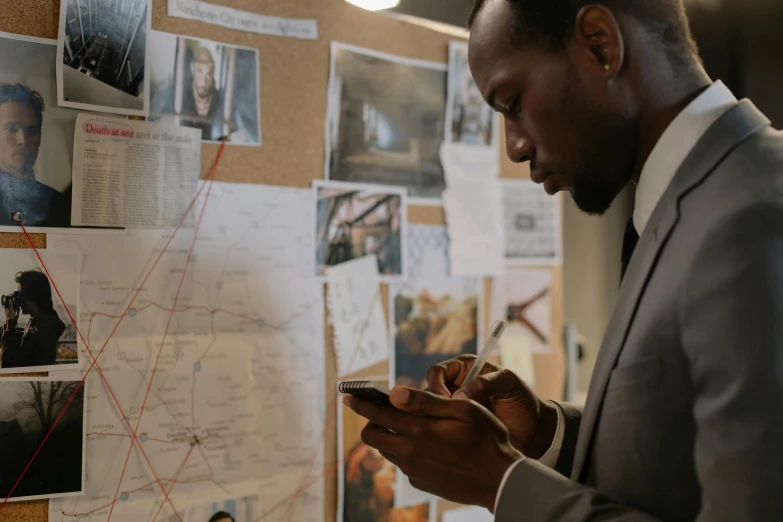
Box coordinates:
[389,386,473,421]
[451,369,523,403]
[425,355,501,397]
[344,396,413,435]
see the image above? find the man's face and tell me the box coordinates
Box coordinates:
[191,61,215,98]
[468,0,637,215]
[0,102,41,178]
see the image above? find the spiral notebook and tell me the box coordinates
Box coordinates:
[338,380,391,404]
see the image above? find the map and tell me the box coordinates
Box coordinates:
[47,182,326,522]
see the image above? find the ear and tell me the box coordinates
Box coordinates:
[572,5,625,77]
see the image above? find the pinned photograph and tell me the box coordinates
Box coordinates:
[165,492,261,522]
[501,179,563,266]
[390,225,482,390]
[0,249,81,374]
[148,31,262,146]
[57,0,150,116]
[0,378,85,502]
[0,32,79,230]
[326,42,447,203]
[491,268,553,354]
[338,383,433,522]
[314,180,406,279]
[445,40,498,148]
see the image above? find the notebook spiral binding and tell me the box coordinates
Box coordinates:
[338,381,369,393]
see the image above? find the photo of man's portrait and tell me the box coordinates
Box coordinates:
[148,32,261,146]
[0,33,77,229]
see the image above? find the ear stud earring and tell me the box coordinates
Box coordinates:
[604,64,611,71]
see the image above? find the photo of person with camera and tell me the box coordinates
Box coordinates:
[1,269,66,369]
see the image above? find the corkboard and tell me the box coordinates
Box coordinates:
[0,0,565,520]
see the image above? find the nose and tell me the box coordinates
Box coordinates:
[15,129,26,146]
[505,123,534,164]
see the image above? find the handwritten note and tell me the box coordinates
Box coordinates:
[168,0,319,40]
[326,255,388,376]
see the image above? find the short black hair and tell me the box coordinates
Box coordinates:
[15,269,54,312]
[468,0,698,68]
[208,511,234,522]
[0,83,45,126]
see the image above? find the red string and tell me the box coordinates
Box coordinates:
[1,141,226,518]
[6,137,390,521]
[108,148,220,522]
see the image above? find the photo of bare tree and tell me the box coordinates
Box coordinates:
[0,379,85,502]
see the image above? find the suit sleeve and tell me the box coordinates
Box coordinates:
[496,202,783,522]
[551,402,583,477]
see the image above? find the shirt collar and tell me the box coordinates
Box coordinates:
[633,80,737,234]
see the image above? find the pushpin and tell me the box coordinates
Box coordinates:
[11,212,22,223]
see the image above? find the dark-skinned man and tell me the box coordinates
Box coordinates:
[346,0,783,520]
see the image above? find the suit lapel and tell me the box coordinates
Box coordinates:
[570,100,771,482]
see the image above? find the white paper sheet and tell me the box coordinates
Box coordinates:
[48,182,326,522]
[440,142,504,277]
[491,268,553,354]
[442,506,494,522]
[501,179,563,266]
[168,0,318,40]
[71,114,202,229]
[326,255,389,377]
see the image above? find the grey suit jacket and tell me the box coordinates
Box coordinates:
[496,100,783,521]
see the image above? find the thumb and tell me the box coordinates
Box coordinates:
[389,386,471,421]
[451,369,521,403]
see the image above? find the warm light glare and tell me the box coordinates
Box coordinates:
[345,0,400,11]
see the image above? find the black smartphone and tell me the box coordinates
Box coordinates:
[338,381,391,405]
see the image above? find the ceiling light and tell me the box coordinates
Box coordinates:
[344,0,400,11]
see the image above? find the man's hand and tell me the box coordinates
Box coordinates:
[427,355,557,459]
[344,387,524,512]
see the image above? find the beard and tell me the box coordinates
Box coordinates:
[570,171,627,215]
[558,72,635,216]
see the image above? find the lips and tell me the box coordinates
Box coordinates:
[530,169,551,185]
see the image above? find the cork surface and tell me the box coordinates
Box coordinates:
[0,1,564,520]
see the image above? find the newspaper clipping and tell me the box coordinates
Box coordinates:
[71,114,201,229]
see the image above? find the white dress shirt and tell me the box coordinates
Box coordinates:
[495,80,738,512]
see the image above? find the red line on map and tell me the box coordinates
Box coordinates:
[1,142,227,519]
[109,146,222,522]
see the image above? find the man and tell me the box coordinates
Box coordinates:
[1,269,66,368]
[180,46,226,142]
[346,0,783,520]
[0,83,69,227]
